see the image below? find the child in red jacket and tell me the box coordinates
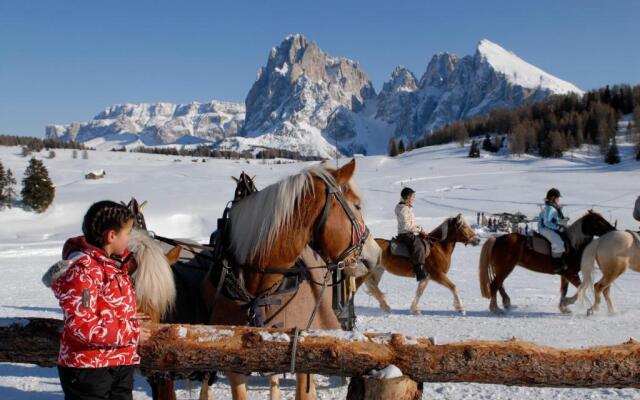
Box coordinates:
[43,200,149,400]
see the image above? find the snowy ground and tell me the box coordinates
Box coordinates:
[1,141,639,399]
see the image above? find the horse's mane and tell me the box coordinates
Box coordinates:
[129,228,176,318]
[429,214,467,241]
[566,212,595,249]
[229,165,341,265]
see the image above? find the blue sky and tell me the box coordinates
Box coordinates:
[1,0,638,137]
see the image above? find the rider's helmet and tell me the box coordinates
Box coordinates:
[546,188,561,201]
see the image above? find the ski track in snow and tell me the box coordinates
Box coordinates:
[0,143,639,399]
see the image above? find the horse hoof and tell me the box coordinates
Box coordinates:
[382,305,392,314]
[560,308,572,315]
[586,309,594,316]
[411,309,422,316]
[458,309,466,316]
[490,307,504,315]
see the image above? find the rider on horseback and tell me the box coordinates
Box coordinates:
[538,188,569,273]
[395,187,429,281]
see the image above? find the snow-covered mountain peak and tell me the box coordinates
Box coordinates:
[476,39,583,95]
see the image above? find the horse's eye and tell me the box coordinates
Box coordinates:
[354,204,361,211]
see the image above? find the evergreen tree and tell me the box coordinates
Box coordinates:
[397,138,405,154]
[48,150,56,159]
[605,138,621,164]
[3,169,16,208]
[407,137,414,152]
[482,134,493,152]
[0,162,5,206]
[468,140,480,158]
[388,137,399,157]
[21,158,55,213]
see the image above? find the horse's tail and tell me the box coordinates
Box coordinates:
[576,238,599,304]
[479,237,496,299]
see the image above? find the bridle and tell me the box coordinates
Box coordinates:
[311,181,370,269]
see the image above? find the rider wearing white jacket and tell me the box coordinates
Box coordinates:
[395,187,429,281]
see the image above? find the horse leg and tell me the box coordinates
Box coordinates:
[600,267,625,315]
[498,287,512,310]
[430,272,465,315]
[152,380,176,400]
[409,278,429,315]
[295,373,316,400]
[603,285,617,315]
[269,374,281,400]
[489,266,515,315]
[588,279,606,316]
[364,267,391,313]
[558,276,571,314]
[199,374,213,400]
[226,372,248,400]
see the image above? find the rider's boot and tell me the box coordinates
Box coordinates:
[414,264,427,281]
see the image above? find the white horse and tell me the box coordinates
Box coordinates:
[561,230,640,315]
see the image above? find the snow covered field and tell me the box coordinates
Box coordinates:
[1,142,639,399]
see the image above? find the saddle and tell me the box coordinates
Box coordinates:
[527,230,572,257]
[389,235,432,259]
[527,232,552,256]
[389,237,412,258]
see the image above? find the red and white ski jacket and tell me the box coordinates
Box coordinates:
[47,236,140,368]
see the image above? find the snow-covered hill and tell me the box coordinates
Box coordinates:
[0,139,638,399]
[45,36,583,158]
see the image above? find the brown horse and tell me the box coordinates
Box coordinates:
[130,161,380,400]
[478,210,615,314]
[359,214,480,315]
[201,159,381,400]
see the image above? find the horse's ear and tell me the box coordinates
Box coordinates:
[231,176,239,182]
[165,245,182,267]
[252,175,256,181]
[334,159,356,185]
[139,200,147,211]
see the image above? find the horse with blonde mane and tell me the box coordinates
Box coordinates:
[561,229,640,315]
[128,160,381,400]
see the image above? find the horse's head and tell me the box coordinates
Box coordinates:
[232,171,258,202]
[451,214,481,246]
[581,209,616,236]
[124,197,148,231]
[312,160,382,272]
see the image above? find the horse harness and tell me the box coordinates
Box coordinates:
[207,179,370,329]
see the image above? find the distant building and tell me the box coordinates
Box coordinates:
[85,170,106,180]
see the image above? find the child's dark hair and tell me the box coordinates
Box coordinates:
[82,201,134,248]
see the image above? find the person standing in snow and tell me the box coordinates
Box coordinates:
[43,201,150,400]
[538,188,569,273]
[395,187,429,281]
